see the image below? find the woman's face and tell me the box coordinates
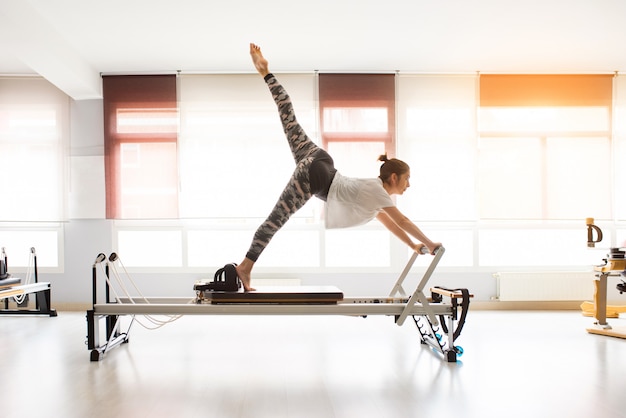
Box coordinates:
[396,171,411,195]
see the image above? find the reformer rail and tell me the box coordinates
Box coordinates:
[86,246,471,363]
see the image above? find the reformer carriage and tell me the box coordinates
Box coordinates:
[86,246,471,363]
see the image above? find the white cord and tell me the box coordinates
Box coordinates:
[101,256,191,330]
[111,257,150,304]
[99,262,179,330]
[12,251,34,305]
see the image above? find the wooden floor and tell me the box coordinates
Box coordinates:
[1,309,625,418]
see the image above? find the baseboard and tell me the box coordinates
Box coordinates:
[470,301,586,310]
[53,303,92,311]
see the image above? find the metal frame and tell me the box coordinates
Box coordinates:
[0,249,57,317]
[586,257,626,339]
[86,247,471,362]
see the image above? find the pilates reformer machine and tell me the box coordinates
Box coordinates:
[581,219,626,338]
[0,247,57,317]
[583,247,626,339]
[86,246,472,363]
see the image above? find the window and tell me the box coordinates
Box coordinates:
[478,75,613,220]
[0,77,68,270]
[114,74,402,269]
[178,74,318,220]
[396,75,477,222]
[0,77,69,222]
[103,75,178,219]
[319,74,395,177]
[614,75,626,221]
[317,74,397,268]
[177,74,320,268]
[114,74,321,268]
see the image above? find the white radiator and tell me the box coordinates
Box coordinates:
[495,271,594,301]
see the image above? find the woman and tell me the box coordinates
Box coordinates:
[236,44,441,291]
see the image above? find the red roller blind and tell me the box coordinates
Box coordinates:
[319,73,395,153]
[103,75,178,219]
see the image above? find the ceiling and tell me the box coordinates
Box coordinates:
[1,0,625,100]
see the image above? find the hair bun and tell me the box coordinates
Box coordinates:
[378,153,389,162]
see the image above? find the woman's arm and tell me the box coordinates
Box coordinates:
[377,207,441,254]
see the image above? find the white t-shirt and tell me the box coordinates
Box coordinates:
[325,172,394,229]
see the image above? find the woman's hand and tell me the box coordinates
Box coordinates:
[412,242,442,255]
[411,243,427,254]
[426,242,442,254]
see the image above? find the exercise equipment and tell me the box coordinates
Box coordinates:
[0,247,57,317]
[197,263,241,292]
[86,246,472,363]
[585,247,626,338]
[586,217,603,247]
[580,301,626,319]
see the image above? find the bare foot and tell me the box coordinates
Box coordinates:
[249,43,270,77]
[235,258,256,291]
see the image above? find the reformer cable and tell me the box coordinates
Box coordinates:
[101,252,193,330]
[11,248,35,305]
[98,261,178,330]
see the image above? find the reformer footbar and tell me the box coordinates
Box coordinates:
[394,246,445,327]
[387,247,470,361]
[86,246,471,363]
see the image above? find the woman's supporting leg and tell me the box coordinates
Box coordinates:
[238,44,319,290]
[237,157,314,290]
[245,157,314,263]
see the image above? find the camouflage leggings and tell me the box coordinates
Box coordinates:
[245,74,330,262]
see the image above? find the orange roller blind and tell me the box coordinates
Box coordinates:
[480,74,613,107]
